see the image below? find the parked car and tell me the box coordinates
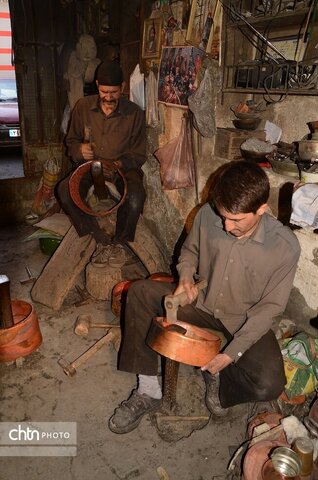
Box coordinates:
[0,78,20,147]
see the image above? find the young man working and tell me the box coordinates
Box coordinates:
[109,161,301,434]
[57,61,146,253]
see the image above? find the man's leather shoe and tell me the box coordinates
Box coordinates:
[108,390,161,434]
[202,371,229,417]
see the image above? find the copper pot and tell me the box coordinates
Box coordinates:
[111,273,174,318]
[147,317,221,366]
[0,300,42,362]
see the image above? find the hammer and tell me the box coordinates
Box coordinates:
[58,329,117,376]
[164,279,207,323]
[74,314,120,337]
[20,266,36,285]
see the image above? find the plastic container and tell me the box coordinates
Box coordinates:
[39,237,61,256]
[292,437,314,477]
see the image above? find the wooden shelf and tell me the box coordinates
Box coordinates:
[227,8,311,31]
[223,3,317,96]
[223,87,318,95]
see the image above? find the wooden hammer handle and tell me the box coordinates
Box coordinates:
[72,329,114,369]
[0,275,14,328]
[165,279,207,310]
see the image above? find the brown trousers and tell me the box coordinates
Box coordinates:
[118,279,286,408]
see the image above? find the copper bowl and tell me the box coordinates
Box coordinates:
[146,317,221,366]
[233,117,262,131]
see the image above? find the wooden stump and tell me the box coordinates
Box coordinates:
[85,262,122,300]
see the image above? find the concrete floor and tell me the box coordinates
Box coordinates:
[0,224,316,480]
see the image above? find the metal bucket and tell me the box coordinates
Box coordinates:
[270,446,302,478]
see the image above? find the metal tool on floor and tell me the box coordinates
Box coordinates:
[58,328,119,376]
[0,274,42,362]
[74,314,120,337]
[74,284,92,307]
[20,266,36,285]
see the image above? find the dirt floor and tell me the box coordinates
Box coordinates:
[0,224,317,480]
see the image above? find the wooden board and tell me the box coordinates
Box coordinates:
[128,217,170,274]
[31,226,96,310]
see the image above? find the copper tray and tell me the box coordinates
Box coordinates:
[147,317,221,366]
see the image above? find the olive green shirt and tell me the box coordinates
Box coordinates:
[65,95,146,173]
[177,203,301,362]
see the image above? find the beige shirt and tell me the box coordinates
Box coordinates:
[177,203,301,361]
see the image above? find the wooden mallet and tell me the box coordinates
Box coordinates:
[74,314,120,337]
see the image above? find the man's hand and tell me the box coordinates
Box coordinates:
[201,353,233,375]
[101,160,121,180]
[80,143,95,160]
[174,278,199,304]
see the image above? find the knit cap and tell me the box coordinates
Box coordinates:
[96,61,123,86]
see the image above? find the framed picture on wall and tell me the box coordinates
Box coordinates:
[158,46,205,107]
[186,0,216,52]
[142,18,163,59]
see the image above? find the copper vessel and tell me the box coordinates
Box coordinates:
[69,161,127,217]
[147,317,221,366]
[111,273,174,318]
[0,300,42,362]
[243,440,289,480]
[247,412,286,443]
[111,279,135,317]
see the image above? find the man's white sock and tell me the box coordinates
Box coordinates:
[137,374,162,399]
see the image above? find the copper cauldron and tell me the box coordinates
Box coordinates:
[147,317,221,366]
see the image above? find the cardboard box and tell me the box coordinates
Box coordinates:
[214,128,266,160]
